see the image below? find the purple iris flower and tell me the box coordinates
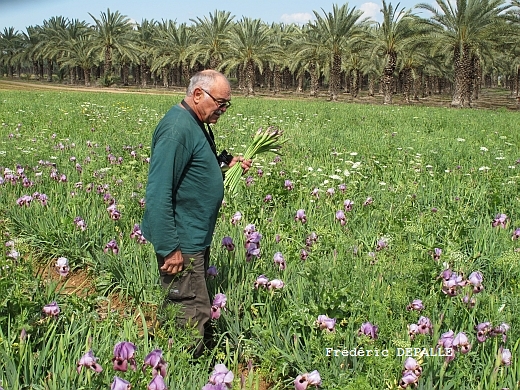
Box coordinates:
[492,213,508,228]
[16,195,33,207]
[500,347,512,366]
[104,239,119,255]
[310,188,319,198]
[213,293,227,309]
[343,199,354,211]
[43,301,60,317]
[417,316,432,335]
[142,349,167,378]
[148,374,167,390]
[130,224,147,244]
[452,332,471,354]
[335,210,346,226]
[245,243,260,262]
[284,180,294,190]
[244,224,256,235]
[399,371,419,388]
[295,209,307,223]
[432,248,442,261]
[208,363,234,388]
[77,350,103,373]
[112,341,137,372]
[462,295,476,308]
[475,322,492,343]
[406,299,424,311]
[257,168,263,177]
[254,275,269,289]
[230,211,242,225]
[267,279,284,290]
[221,236,235,251]
[403,357,422,376]
[294,370,321,390]
[245,176,254,187]
[273,252,286,270]
[316,315,336,331]
[106,204,121,220]
[305,232,318,247]
[207,265,218,278]
[490,323,510,343]
[338,183,346,192]
[111,376,131,390]
[363,197,373,206]
[375,238,388,251]
[263,194,272,202]
[300,249,309,261]
[408,323,419,340]
[74,217,87,231]
[55,257,70,277]
[326,188,335,196]
[468,271,484,293]
[358,322,378,339]
[512,228,520,240]
[211,306,222,320]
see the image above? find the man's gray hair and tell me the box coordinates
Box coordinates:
[186,70,229,96]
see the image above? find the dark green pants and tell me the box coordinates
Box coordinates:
[156,248,212,356]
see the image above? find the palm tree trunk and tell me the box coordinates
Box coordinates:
[451,44,472,108]
[309,61,319,97]
[382,51,397,105]
[84,68,91,87]
[46,59,53,82]
[246,60,255,96]
[329,53,341,101]
[122,63,130,86]
[402,67,413,103]
[273,65,281,95]
[296,73,303,93]
[104,46,112,77]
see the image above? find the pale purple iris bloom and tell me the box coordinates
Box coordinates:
[375,238,388,251]
[130,224,147,244]
[284,180,294,190]
[403,357,422,377]
[512,228,520,240]
[490,322,510,343]
[358,322,378,339]
[294,370,321,390]
[452,332,471,354]
[399,371,419,388]
[408,323,419,340]
[300,249,309,261]
[148,374,167,390]
[257,168,263,177]
[436,330,456,362]
[254,275,269,289]
[107,204,121,220]
[221,236,235,251]
[74,216,87,231]
[208,363,234,388]
[246,244,261,262]
[230,211,242,225]
[143,349,167,378]
[267,279,284,290]
[77,350,103,373]
[500,347,512,366]
[43,301,60,317]
[273,252,286,270]
[467,271,484,293]
[295,209,307,223]
[406,299,424,311]
[326,188,335,196]
[104,239,119,255]
[112,341,137,372]
[462,295,476,308]
[111,376,131,390]
[211,293,227,320]
[343,199,353,211]
[263,194,272,202]
[316,315,336,331]
[363,197,373,206]
[492,213,508,228]
[16,195,33,207]
[305,232,318,247]
[338,183,346,192]
[310,188,319,198]
[335,210,346,226]
[432,248,442,261]
[55,257,70,277]
[244,224,256,235]
[417,316,432,335]
[475,322,492,343]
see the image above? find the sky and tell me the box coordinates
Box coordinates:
[0,0,436,33]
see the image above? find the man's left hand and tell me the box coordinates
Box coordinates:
[229,156,252,174]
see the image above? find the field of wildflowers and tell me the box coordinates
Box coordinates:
[1,89,520,390]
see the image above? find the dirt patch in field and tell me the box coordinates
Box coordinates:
[1,78,518,110]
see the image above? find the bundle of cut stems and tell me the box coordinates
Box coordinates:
[224,126,284,195]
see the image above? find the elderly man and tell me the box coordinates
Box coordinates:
[141,69,249,356]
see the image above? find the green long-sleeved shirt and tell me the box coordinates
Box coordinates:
[141,104,224,256]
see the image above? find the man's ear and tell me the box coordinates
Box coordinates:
[192,87,204,104]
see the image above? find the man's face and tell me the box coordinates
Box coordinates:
[196,77,231,124]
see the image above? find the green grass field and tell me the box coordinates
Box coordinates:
[1,87,519,389]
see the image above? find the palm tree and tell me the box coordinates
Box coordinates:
[0,27,23,78]
[310,3,367,101]
[290,25,328,97]
[151,21,194,87]
[89,8,137,81]
[220,18,276,96]
[18,25,43,79]
[368,1,427,104]
[416,0,511,107]
[135,19,157,86]
[36,16,69,82]
[189,10,235,69]
[57,34,98,86]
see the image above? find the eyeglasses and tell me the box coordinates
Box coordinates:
[201,88,231,109]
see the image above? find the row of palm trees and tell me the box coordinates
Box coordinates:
[1,0,519,107]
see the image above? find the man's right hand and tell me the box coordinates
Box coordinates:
[161,249,184,275]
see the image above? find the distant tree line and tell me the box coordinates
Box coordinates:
[1,0,519,107]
